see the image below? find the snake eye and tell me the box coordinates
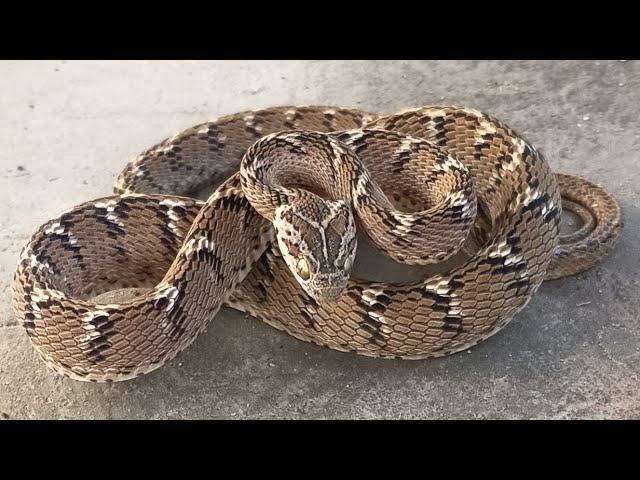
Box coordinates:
[296,257,311,280]
[344,257,353,272]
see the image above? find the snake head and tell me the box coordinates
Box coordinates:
[273,197,357,304]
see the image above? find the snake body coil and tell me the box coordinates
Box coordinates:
[11,106,623,382]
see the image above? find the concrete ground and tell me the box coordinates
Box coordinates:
[0,60,638,419]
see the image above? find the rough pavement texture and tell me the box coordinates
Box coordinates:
[0,60,638,419]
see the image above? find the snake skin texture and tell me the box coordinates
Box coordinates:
[11,105,623,382]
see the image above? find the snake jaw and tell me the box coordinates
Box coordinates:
[307,283,348,304]
[306,267,354,303]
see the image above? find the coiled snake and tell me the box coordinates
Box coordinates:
[11,106,623,382]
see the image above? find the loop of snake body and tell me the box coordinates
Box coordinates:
[11,105,623,382]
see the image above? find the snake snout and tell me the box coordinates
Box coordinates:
[307,273,349,304]
[309,285,347,304]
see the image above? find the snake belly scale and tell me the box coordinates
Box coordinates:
[11,106,623,382]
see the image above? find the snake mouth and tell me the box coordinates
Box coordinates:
[308,285,347,304]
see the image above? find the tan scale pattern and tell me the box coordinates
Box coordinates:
[12,105,623,381]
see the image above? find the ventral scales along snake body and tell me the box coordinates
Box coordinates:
[11,106,623,382]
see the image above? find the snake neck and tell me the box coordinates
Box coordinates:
[240,131,357,220]
[240,131,359,303]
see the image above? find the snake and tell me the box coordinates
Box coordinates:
[11,105,623,382]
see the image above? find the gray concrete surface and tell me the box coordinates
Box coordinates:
[0,60,638,419]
